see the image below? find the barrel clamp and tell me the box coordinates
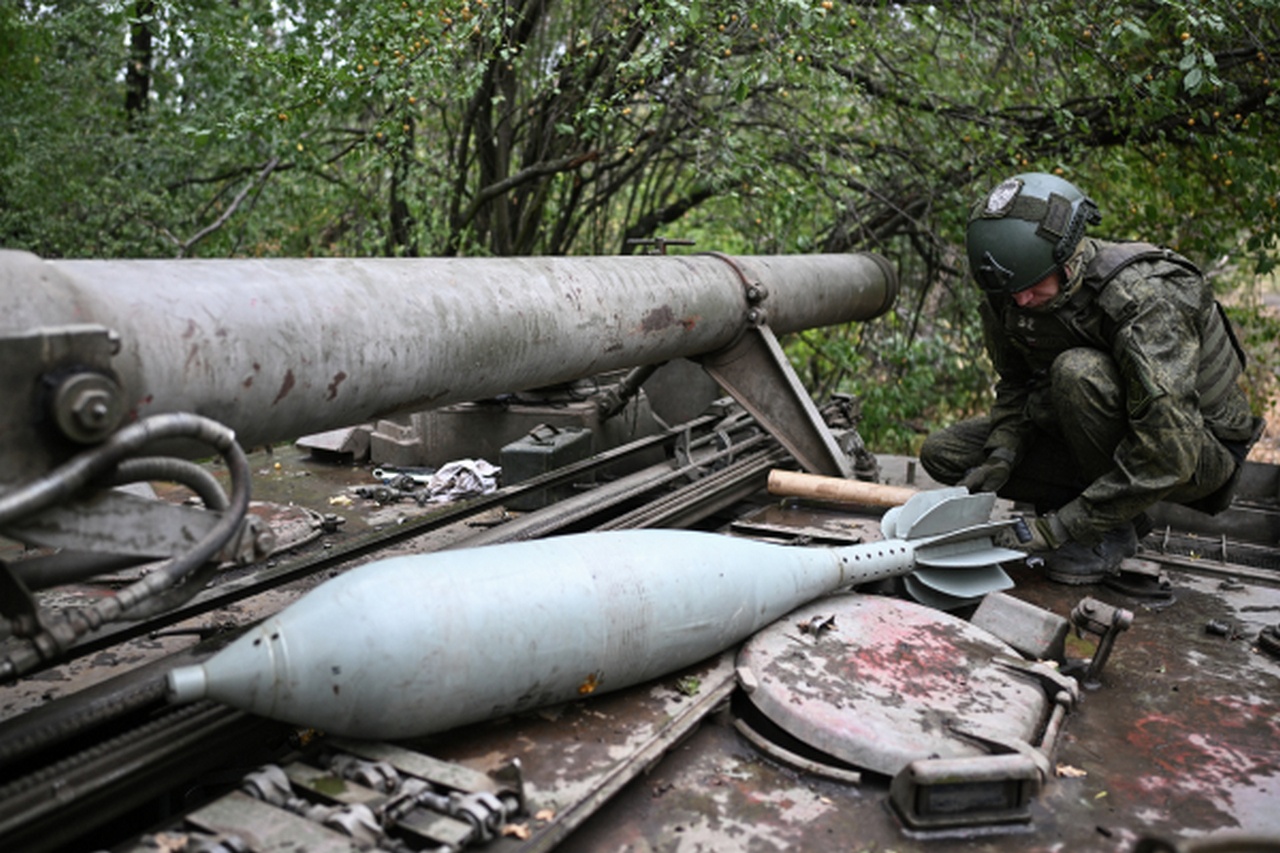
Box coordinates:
[693,252,852,478]
[700,251,769,328]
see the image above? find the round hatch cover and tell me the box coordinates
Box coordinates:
[736,592,1049,778]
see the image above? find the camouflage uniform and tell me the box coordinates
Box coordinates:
[920,237,1260,546]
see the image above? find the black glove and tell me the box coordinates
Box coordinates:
[958,449,1015,494]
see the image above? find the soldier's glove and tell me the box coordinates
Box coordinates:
[958,448,1016,494]
[1023,512,1071,552]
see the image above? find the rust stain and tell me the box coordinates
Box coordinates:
[273,369,296,405]
[326,371,348,401]
[640,306,677,333]
[579,671,603,695]
[639,306,698,334]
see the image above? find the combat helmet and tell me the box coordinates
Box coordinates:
[966,172,1102,293]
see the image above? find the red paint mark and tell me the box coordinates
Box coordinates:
[326,371,347,401]
[1111,694,1280,826]
[1124,696,1280,783]
[273,369,296,405]
[830,620,986,700]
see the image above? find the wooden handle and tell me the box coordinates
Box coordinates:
[767,469,917,508]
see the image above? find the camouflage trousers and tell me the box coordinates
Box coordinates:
[919,348,1242,515]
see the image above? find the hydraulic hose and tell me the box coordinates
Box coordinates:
[0,413,250,683]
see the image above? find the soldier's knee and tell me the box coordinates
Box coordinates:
[919,422,984,485]
[918,444,956,484]
[918,431,946,475]
[1051,348,1121,398]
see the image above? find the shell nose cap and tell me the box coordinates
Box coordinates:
[167,664,208,704]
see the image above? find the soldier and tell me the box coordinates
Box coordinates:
[920,172,1263,584]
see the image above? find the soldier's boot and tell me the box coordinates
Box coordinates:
[1043,523,1139,585]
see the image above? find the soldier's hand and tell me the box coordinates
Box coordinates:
[958,453,1014,494]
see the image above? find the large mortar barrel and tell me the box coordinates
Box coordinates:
[0,250,896,453]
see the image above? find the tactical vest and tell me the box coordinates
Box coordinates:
[996,240,1246,410]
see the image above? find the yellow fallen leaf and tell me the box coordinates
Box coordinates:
[534,808,556,822]
[1095,790,1108,799]
[1056,764,1088,778]
[501,823,531,840]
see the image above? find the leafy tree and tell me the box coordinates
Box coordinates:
[1,0,1276,450]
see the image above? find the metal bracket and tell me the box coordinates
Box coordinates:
[1063,596,1134,690]
[698,325,853,478]
[889,750,1040,832]
[1,489,273,578]
[0,324,121,489]
[888,654,1078,833]
[689,252,852,478]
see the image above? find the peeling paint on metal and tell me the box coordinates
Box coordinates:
[326,371,347,401]
[640,306,677,333]
[272,369,295,405]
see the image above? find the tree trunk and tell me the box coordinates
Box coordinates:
[124,0,156,126]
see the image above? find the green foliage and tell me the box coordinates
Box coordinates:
[2,1,1278,449]
[1223,302,1280,419]
[788,286,993,455]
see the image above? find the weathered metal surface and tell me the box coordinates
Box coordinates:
[736,593,1054,777]
[3,442,1278,852]
[0,249,895,480]
[971,589,1070,661]
[549,538,1280,852]
[729,501,881,544]
[1009,562,1280,840]
[3,489,234,558]
[418,651,740,852]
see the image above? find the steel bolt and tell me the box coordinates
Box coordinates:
[72,388,114,430]
[51,372,124,443]
[1204,619,1233,637]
